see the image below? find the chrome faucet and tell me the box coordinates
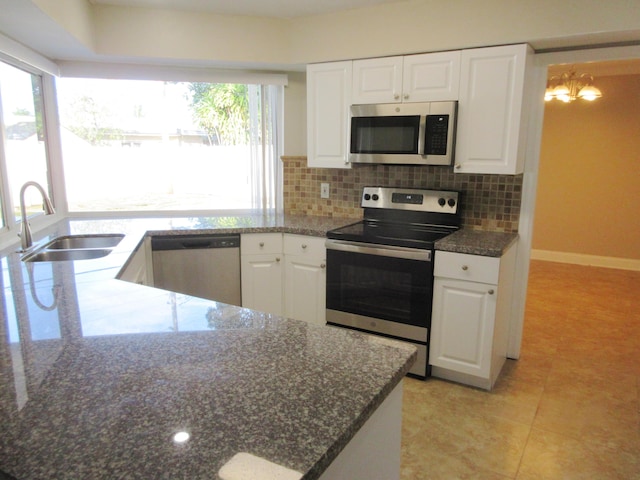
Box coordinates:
[19,181,55,251]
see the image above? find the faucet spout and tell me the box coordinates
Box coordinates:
[19,181,55,251]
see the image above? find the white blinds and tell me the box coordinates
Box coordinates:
[249,84,283,213]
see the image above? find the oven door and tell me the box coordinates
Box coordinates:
[325,240,433,343]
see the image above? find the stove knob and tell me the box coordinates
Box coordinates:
[438,198,446,206]
[364,193,371,201]
[372,194,379,201]
[448,198,456,207]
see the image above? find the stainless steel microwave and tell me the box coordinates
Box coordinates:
[349,101,457,166]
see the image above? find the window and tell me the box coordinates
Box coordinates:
[56,78,283,213]
[0,60,52,226]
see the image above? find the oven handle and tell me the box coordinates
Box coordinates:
[325,239,432,262]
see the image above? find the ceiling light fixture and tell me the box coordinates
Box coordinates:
[544,67,603,103]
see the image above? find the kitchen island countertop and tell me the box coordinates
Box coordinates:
[0,213,415,480]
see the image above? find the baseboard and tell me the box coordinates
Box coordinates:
[531,249,640,271]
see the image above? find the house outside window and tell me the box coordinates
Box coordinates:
[56,77,283,214]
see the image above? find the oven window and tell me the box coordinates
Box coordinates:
[350,115,420,154]
[326,250,432,327]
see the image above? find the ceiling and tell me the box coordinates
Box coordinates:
[1,0,638,74]
[89,0,407,18]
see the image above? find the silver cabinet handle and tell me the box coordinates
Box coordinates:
[302,244,307,249]
[259,242,264,247]
[455,164,462,169]
[276,257,281,262]
[488,289,495,295]
[461,265,469,271]
[403,93,409,100]
[320,263,326,269]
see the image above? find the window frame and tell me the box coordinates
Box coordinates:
[0,53,64,249]
[0,50,287,248]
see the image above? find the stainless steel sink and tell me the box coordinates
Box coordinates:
[21,233,125,262]
[22,248,113,262]
[44,234,124,250]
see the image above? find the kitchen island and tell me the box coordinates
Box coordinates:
[0,215,415,480]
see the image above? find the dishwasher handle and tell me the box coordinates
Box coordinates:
[151,234,240,251]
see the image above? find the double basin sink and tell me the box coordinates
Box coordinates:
[21,234,125,262]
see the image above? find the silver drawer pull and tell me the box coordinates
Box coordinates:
[320,263,326,269]
[488,289,495,295]
[461,265,469,271]
[276,257,281,262]
[259,242,265,247]
[302,244,307,249]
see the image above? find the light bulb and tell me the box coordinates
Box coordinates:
[578,85,602,101]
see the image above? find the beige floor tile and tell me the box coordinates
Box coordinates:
[499,354,553,387]
[533,388,638,453]
[402,395,531,478]
[516,428,639,480]
[400,261,640,479]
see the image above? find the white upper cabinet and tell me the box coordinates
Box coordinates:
[352,56,403,104]
[352,51,461,104]
[455,44,533,174]
[307,61,352,169]
[402,51,461,102]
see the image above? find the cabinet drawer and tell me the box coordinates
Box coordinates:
[284,234,325,257]
[241,233,283,255]
[435,251,500,284]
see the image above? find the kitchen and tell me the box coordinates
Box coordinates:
[0,1,639,479]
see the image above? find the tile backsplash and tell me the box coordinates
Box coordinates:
[282,156,522,233]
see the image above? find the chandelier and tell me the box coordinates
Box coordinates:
[545,67,602,103]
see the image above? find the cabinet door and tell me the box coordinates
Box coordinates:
[307,61,352,169]
[429,277,497,378]
[402,51,461,102]
[241,254,284,315]
[455,44,531,174]
[352,56,403,104]
[284,255,326,325]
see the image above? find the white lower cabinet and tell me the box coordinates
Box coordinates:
[429,244,517,390]
[241,233,326,325]
[241,233,284,315]
[283,235,326,326]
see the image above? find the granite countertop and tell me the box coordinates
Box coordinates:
[0,213,416,480]
[435,229,519,257]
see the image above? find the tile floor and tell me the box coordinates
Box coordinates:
[401,260,640,479]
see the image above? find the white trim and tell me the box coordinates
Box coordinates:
[57,61,288,85]
[0,32,59,76]
[42,74,69,215]
[65,209,268,219]
[531,249,640,272]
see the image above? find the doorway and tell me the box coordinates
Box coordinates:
[532,58,640,269]
[507,44,640,359]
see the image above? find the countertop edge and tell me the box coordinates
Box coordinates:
[306,347,417,479]
[435,229,519,257]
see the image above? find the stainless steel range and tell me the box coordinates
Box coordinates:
[325,186,461,378]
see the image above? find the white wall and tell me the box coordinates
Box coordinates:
[283,71,306,156]
[26,0,640,68]
[289,0,640,64]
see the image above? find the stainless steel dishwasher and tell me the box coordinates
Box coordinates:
[151,234,241,305]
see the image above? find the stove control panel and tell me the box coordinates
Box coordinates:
[361,186,458,213]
